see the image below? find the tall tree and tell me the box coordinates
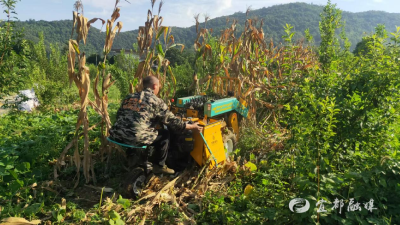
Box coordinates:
[318,0,344,72]
[0,0,27,95]
[0,0,20,66]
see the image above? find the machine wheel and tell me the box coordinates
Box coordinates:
[125,167,147,198]
[223,131,236,161]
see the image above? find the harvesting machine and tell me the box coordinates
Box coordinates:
[167,77,249,170]
[110,76,250,197]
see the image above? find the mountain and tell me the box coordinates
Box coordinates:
[17,20,138,55]
[17,3,400,55]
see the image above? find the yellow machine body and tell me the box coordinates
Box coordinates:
[190,121,227,169]
[172,76,248,169]
[228,112,239,140]
[186,109,199,118]
[183,118,199,123]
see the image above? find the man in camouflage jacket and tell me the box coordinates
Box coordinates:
[109,76,202,174]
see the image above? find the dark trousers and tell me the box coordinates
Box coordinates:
[149,129,169,166]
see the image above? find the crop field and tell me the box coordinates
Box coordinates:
[0,0,400,224]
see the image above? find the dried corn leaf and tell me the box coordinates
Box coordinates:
[78,58,90,104]
[113,21,123,35]
[87,18,106,29]
[82,121,91,182]
[223,67,230,77]
[61,198,66,209]
[194,13,200,33]
[0,217,41,225]
[129,83,135,94]
[102,74,112,91]
[111,7,120,23]
[73,146,81,173]
[76,15,89,44]
[167,35,175,47]
[71,11,78,38]
[67,40,76,86]
[93,74,103,111]
[75,111,84,131]
[104,20,113,53]
[72,11,78,27]
[152,15,159,30]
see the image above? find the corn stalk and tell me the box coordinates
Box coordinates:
[190,14,216,95]
[90,2,123,162]
[197,12,319,123]
[131,0,183,102]
[57,0,123,186]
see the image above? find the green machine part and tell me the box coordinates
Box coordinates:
[204,97,249,118]
[176,95,203,108]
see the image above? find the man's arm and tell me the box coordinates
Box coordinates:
[155,99,203,133]
[185,122,203,133]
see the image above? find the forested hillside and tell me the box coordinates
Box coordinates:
[17,20,138,54]
[17,3,400,54]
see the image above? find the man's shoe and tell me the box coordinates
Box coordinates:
[153,164,175,175]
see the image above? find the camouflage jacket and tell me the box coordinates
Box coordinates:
[109,88,186,145]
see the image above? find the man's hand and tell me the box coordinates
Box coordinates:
[186,123,203,133]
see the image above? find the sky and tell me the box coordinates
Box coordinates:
[3,0,400,32]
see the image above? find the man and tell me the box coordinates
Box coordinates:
[109,76,203,175]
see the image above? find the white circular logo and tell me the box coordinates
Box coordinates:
[289,198,310,213]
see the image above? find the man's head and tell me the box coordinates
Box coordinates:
[143,76,160,95]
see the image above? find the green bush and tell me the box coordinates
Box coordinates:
[107,51,138,99]
[197,3,400,224]
[282,23,400,223]
[28,33,77,107]
[0,108,104,218]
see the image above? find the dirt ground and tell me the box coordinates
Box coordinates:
[57,169,139,210]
